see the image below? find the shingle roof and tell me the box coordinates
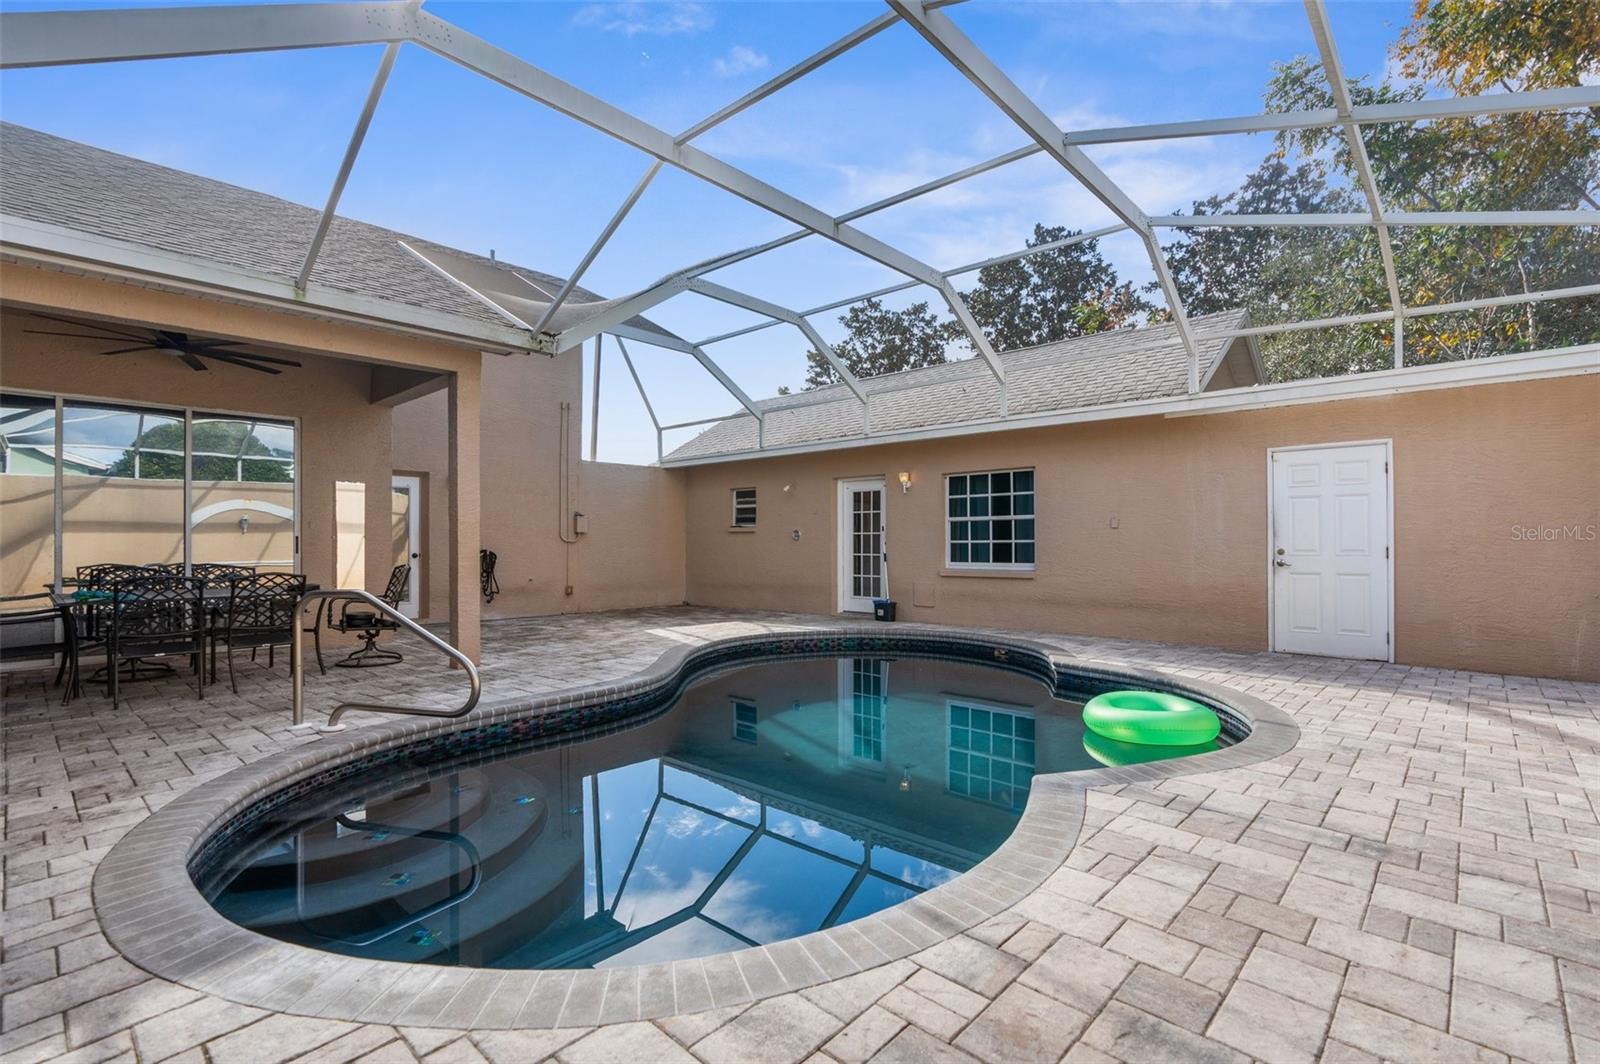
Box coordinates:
[665,310,1258,461]
[0,122,676,347]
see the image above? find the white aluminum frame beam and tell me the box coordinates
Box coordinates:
[1063,85,1600,145]
[1208,280,1600,338]
[694,223,1128,347]
[886,0,1206,391]
[687,278,871,420]
[0,2,412,68]
[532,160,661,335]
[1152,211,1599,228]
[1305,0,1405,367]
[296,40,400,291]
[610,335,665,462]
[407,10,994,359]
[605,323,766,435]
[532,12,900,336]
[588,334,603,461]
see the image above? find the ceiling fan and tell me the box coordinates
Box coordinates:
[23,313,302,375]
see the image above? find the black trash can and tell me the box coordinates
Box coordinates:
[872,598,897,622]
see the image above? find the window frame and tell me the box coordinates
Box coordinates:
[730,486,757,528]
[1,386,301,589]
[945,698,1036,810]
[732,698,758,743]
[944,467,1035,571]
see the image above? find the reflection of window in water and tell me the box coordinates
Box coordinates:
[851,659,886,762]
[948,702,1035,810]
[732,700,757,744]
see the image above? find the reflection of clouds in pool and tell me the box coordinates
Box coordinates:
[663,808,708,839]
[616,867,714,927]
[699,878,799,942]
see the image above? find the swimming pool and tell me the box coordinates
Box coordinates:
[198,652,1226,970]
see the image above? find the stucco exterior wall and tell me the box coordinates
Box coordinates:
[681,375,1599,681]
[1,263,486,661]
[390,352,686,622]
[2,309,393,599]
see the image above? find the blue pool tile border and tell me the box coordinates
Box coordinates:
[92,625,1300,1027]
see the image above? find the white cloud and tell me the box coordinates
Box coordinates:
[571,2,712,37]
[712,44,770,79]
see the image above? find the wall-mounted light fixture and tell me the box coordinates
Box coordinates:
[899,765,913,792]
[898,471,912,494]
[238,515,250,534]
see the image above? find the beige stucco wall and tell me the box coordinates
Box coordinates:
[682,375,1599,681]
[1,262,486,661]
[391,351,686,621]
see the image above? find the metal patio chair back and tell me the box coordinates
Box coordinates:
[215,572,305,694]
[193,563,256,589]
[106,574,206,709]
[314,564,410,671]
[0,593,79,705]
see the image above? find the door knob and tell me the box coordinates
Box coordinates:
[1274,559,1291,567]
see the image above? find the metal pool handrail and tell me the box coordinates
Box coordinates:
[291,588,480,729]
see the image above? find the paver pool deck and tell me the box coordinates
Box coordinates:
[3,607,1596,1064]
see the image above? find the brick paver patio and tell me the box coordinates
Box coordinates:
[3,607,1596,1064]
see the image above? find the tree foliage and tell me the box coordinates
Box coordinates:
[106,420,292,482]
[809,0,1599,390]
[798,298,961,389]
[801,232,1154,388]
[963,226,1154,351]
[1157,4,1599,379]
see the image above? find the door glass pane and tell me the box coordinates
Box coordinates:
[60,401,184,577]
[191,414,296,572]
[1,394,57,601]
[391,481,413,603]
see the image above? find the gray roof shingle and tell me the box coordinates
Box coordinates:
[0,122,675,346]
[666,310,1257,461]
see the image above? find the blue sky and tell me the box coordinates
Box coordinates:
[0,0,1414,463]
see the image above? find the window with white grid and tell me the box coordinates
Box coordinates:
[947,701,1035,811]
[946,470,1034,568]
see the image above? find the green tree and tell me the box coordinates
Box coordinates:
[1155,1,1600,379]
[799,298,961,389]
[962,225,1154,351]
[107,421,292,482]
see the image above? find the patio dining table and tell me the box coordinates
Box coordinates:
[49,579,320,699]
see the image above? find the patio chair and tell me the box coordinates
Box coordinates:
[67,563,152,684]
[193,563,256,588]
[315,564,410,671]
[213,572,305,694]
[0,593,79,705]
[106,574,207,709]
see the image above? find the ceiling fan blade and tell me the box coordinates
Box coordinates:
[97,345,163,356]
[221,351,303,367]
[25,313,153,342]
[24,329,157,342]
[202,353,283,374]
[179,353,208,372]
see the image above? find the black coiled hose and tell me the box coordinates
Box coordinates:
[480,548,499,604]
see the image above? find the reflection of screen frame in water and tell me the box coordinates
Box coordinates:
[204,654,1114,970]
[194,647,1246,975]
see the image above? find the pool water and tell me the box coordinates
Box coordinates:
[205,655,1218,969]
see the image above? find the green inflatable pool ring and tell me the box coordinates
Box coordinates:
[1083,690,1221,746]
[1082,730,1218,768]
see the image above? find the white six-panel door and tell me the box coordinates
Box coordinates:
[1270,442,1392,660]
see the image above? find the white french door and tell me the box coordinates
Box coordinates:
[1270,442,1392,661]
[390,474,422,618]
[837,478,887,613]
